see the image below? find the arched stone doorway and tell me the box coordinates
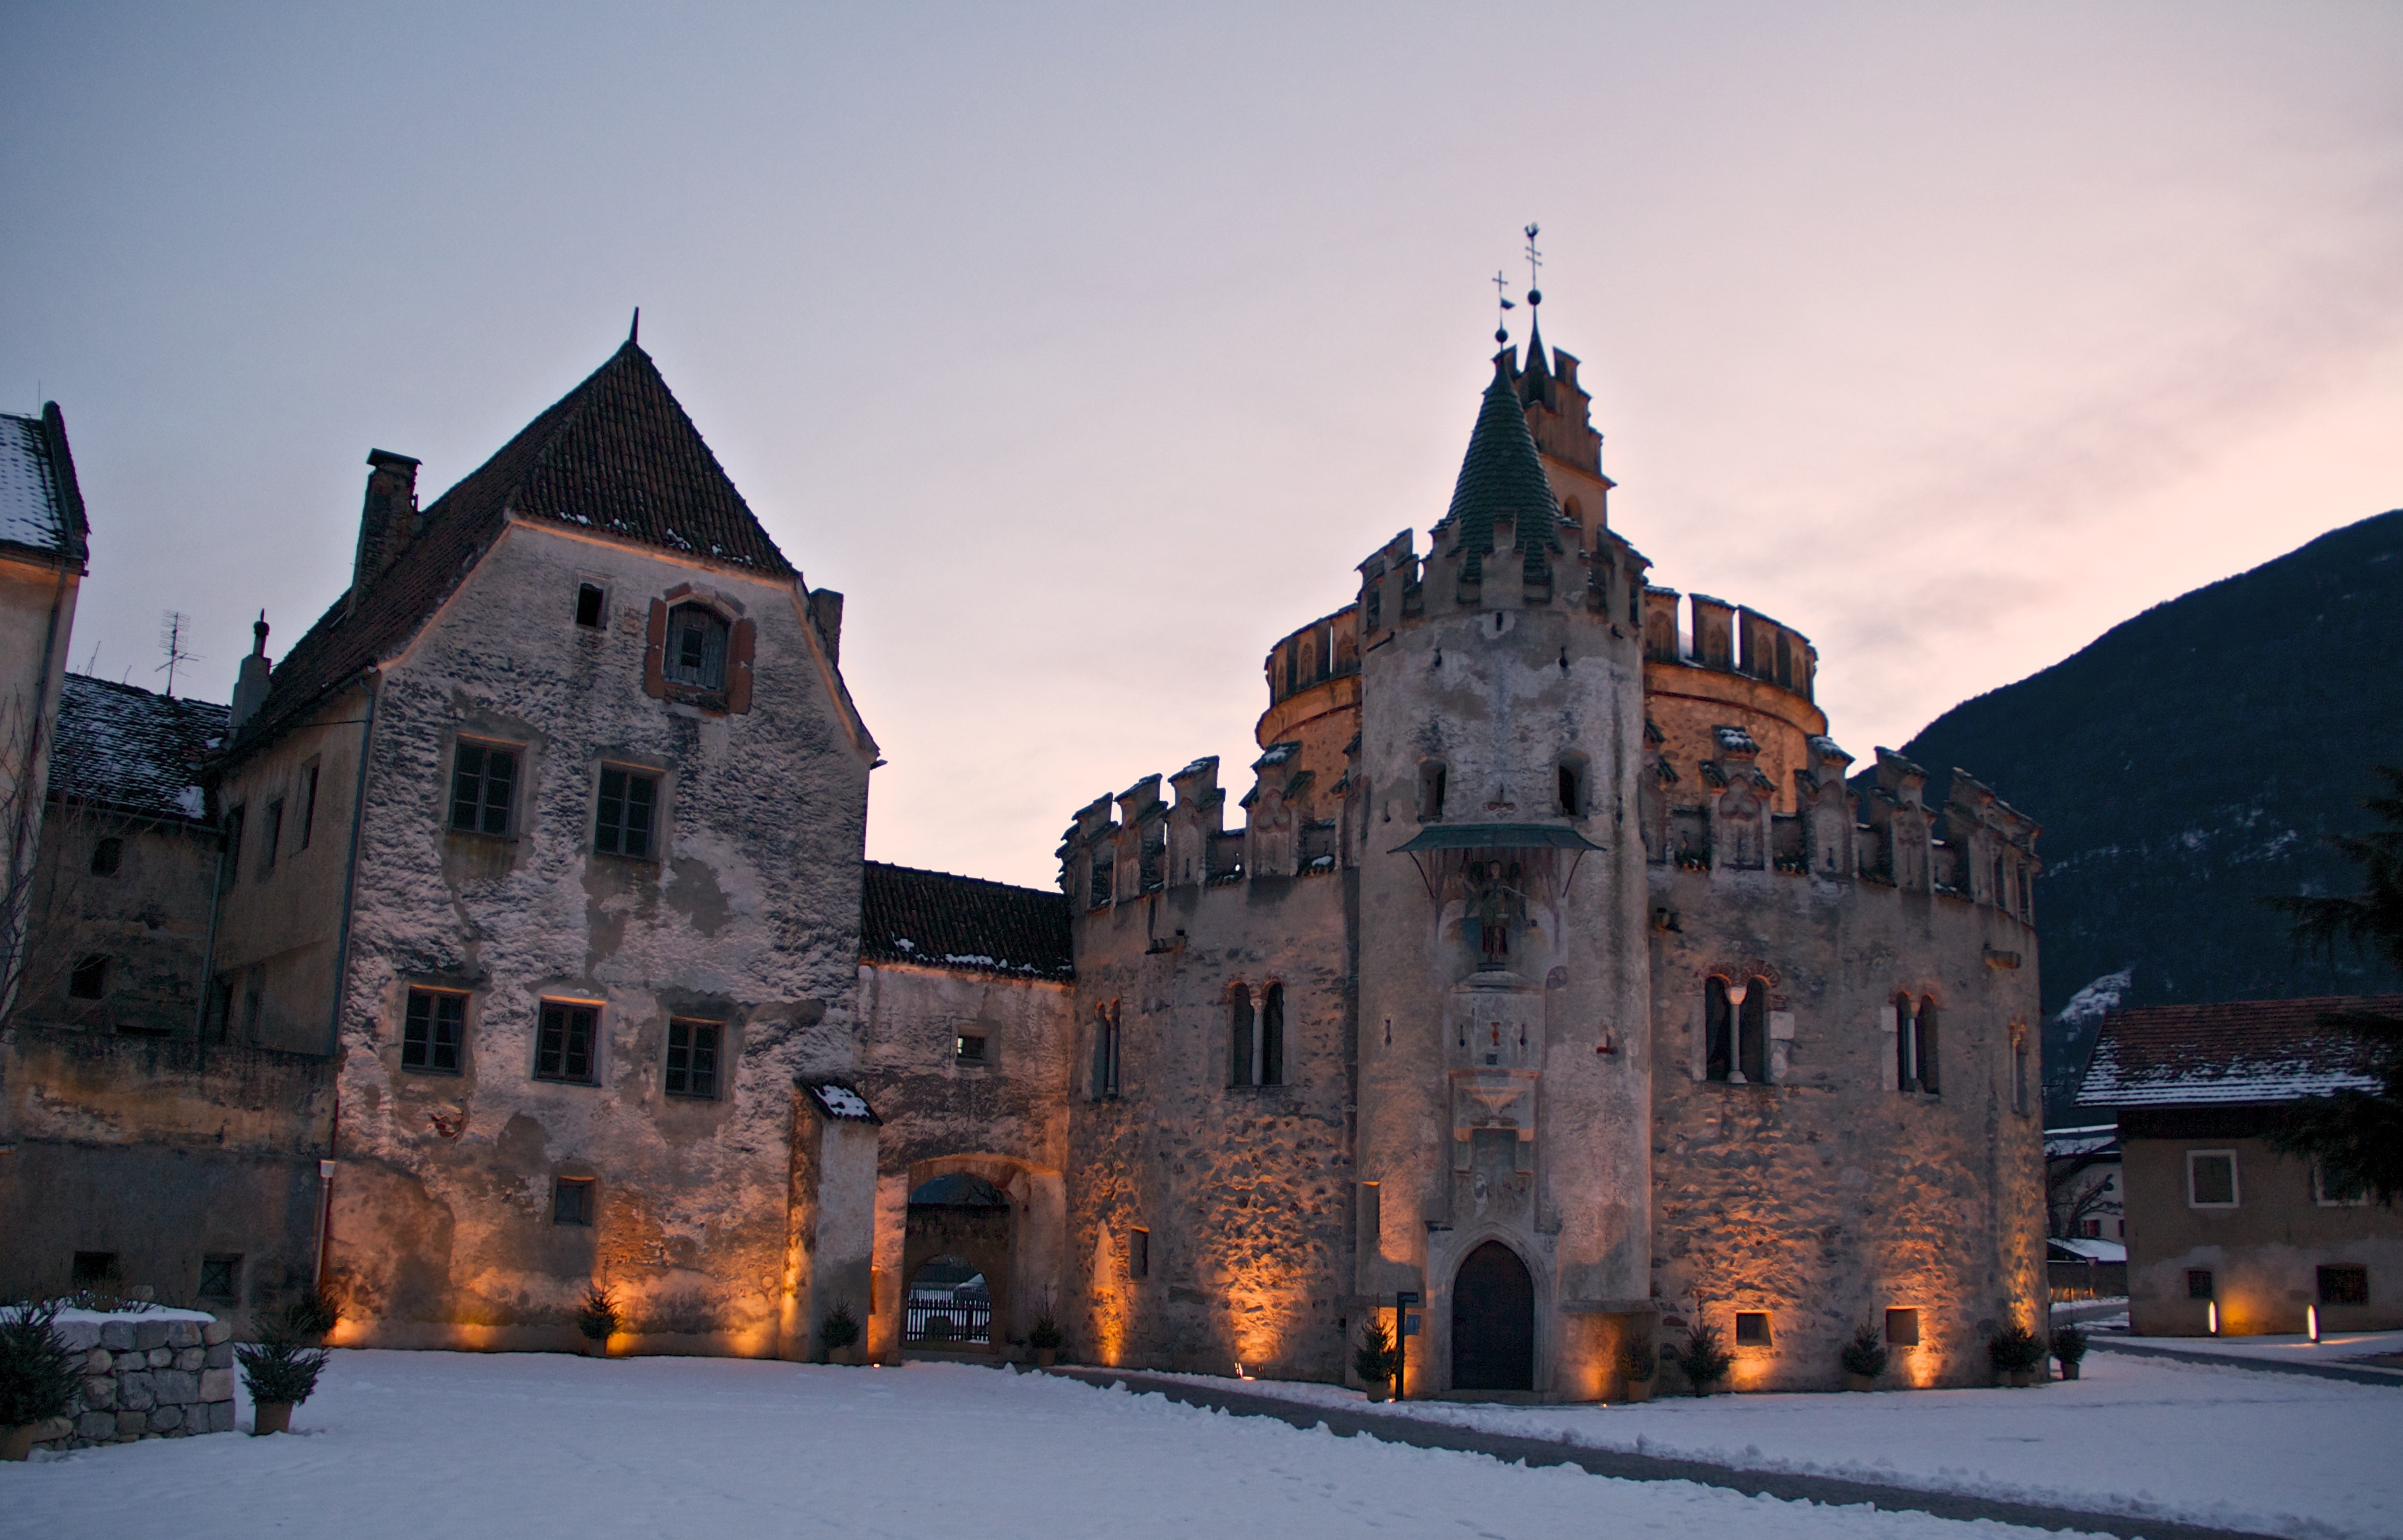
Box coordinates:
[902,1172,1012,1354]
[1451,1240,1535,1392]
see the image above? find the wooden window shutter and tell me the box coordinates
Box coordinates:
[643,600,668,699]
[726,619,757,714]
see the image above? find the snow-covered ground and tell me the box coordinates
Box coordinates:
[1136,1349,2402,1540]
[2106,1329,2403,1368]
[0,1347,2393,1540]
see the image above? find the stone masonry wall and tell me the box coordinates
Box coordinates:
[29,1313,238,1451]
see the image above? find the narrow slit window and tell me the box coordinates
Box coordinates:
[665,1019,720,1099]
[1704,977,1733,1082]
[1557,760,1584,817]
[1738,978,1769,1084]
[223,805,245,884]
[594,767,660,857]
[1127,1227,1150,1279]
[1228,985,1254,1087]
[1260,983,1285,1087]
[401,988,466,1073]
[575,583,606,628]
[1916,997,1941,1094]
[536,1001,600,1084]
[300,762,320,849]
[263,798,283,871]
[450,742,519,836]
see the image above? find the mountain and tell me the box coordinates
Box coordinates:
[1898,509,2403,1118]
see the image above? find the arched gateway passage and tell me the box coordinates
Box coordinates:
[903,1173,1012,1352]
[1451,1241,1535,1391]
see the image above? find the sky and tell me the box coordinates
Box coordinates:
[4,1,2399,888]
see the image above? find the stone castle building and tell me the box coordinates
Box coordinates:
[1,309,2045,1399]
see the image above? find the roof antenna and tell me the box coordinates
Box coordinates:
[155,610,201,699]
[1490,268,1515,346]
[629,307,640,346]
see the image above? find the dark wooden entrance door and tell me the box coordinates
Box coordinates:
[1451,1241,1535,1391]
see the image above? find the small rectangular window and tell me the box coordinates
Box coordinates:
[198,1254,242,1302]
[1127,1227,1149,1279]
[2315,1164,2371,1206]
[2187,1268,2215,1300]
[536,1001,600,1083]
[575,583,606,628]
[1733,1310,1772,1346]
[69,954,108,999]
[553,1177,596,1226]
[2187,1150,2239,1208]
[71,1252,119,1288]
[401,989,466,1073]
[1884,1307,1920,1346]
[956,1033,987,1063]
[301,762,320,850]
[263,798,283,871]
[89,836,123,876]
[665,1019,720,1099]
[2317,1264,2368,1306]
[449,741,519,836]
[594,767,660,857]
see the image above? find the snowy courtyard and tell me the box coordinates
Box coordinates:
[2,1347,2397,1540]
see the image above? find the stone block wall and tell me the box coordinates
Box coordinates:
[27,1316,238,1451]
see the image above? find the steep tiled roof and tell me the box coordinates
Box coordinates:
[0,407,89,566]
[860,861,1073,978]
[1434,350,1563,588]
[234,342,793,755]
[49,675,228,824]
[2078,995,2403,1107]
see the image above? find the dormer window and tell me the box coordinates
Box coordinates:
[666,604,729,690]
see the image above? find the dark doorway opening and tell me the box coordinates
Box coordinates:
[903,1172,1012,1353]
[1451,1240,1535,1392]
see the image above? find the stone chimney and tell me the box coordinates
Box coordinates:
[809,588,844,664]
[349,449,422,607]
[229,612,272,731]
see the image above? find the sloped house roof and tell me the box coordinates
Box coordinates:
[859,861,1073,978]
[232,340,798,755]
[0,406,89,569]
[48,675,227,825]
[2077,995,2402,1107]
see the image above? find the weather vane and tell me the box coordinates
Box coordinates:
[1491,268,1515,344]
[1523,223,1543,309]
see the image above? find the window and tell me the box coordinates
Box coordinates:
[1737,978,1769,1084]
[1884,1307,1920,1346]
[401,988,466,1073]
[2012,1032,2029,1114]
[198,1254,242,1303]
[1419,761,1449,821]
[1091,999,1120,1100]
[1734,1311,1772,1346]
[450,741,519,836]
[1557,759,1584,817]
[1916,997,1941,1094]
[262,798,283,872]
[2315,1165,2371,1206]
[2187,1150,2239,1208]
[553,1177,596,1226]
[536,1001,600,1084]
[575,583,606,628]
[1127,1227,1150,1279]
[71,1252,119,1289]
[665,603,729,689]
[1260,983,1286,1087]
[89,837,122,876]
[954,1032,986,1064]
[2317,1265,2369,1306]
[243,966,264,1039]
[1704,977,1733,1082]
[2186,1269,2215,1300]
[1894,995,1920,1091]
[1228,985,1255,1087]
[594,767,659,857]
[2079,1217,2104,1239]
[666,1019,720,1098]
[300,761,320,850]
[69,954,108,999]
[223,805,245,885]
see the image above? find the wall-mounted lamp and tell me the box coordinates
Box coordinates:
[2307,1304,2321,1344]
[2208,1300,2220,1336]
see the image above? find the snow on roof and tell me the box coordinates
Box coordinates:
[2048,1236,2126,1264]
[2044,1125,2120,1158]
[49,674,228,825]
[0,411,83,560]
[2078,995,2401,1108]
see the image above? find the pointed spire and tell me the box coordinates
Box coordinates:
[1438,349,1563,574]
[628,307,641,346]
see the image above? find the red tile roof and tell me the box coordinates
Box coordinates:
[232,342,792,755]
[2078,995,2402,1107]
[861,861,1072,978]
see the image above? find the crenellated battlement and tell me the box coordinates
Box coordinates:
[1643,586,1818,703]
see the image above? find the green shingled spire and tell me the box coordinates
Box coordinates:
[1439,349,1562,586]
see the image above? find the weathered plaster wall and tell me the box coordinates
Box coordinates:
[1646,868,2047,1389]
[13,811,217,1037]
[1,552,81,1011]
[322,521,870,1356]
[1644,657,1827,817]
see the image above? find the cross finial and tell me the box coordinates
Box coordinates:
[1490,268,1516,346]
[1523,223,1543,307]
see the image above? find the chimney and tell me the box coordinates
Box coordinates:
[809,588,844,664]
[230,612,272,731]
[349,449,422,607]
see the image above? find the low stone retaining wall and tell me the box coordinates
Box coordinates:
[27,1316,238,1451]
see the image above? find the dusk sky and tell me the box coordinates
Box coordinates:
[5,2,2398,888]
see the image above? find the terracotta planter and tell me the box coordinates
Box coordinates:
[2002,1369,2033,1388]
[252,1402,294,1435]
[2,1424,39,1462]
[580,1336,611,1357]
[1844,1372,1878,1392]
[1623,1380,1655,1404]
[2058,1360,2081,1381]
[1364,1384,1392,1402]
[1032,1347,1057,1369]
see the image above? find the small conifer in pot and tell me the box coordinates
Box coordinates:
[1841,1323,1888,1388]
[1,1302,81,1459]
[1677,1323,1735,1394]
[1351,1316,1398,1399]
[237,1332,330,1435]
[1027,1312,1065,1368]
[1616,1336,1657,1402]
[820,1300,863,1363]
[576,1284,620,1355]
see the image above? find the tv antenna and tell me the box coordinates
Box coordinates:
[156,611,202,698]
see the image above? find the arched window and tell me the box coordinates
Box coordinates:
[1419,761,1449,821]
[1895,993,1920,1092]
[665,602,729,690]
[1260,983,1284,1087]
[1917,996,1941,1094]
[1556,755,1587,818]
[1704,976,1733,1082]
[1738,977,1769,1084]
[1091,1000,1120,1101]
[1228,984,1254,1087]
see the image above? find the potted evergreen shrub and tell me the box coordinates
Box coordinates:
[1,1302,80,1461]
[1677,1323,1735,1395]
[1351,1317,1398,1401]
[819,1301,863,1366]
[1841,1323,1888,1392]
[576,1284,620,1357]
[2052,1326,2088,1381]
[237,1331,331,1434]
[1988,1324,2045,1387]
[280,1286,340,1347]
[1027,1312,1065,1369]
[1617,1337,1657,1403]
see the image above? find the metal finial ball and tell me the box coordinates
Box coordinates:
[1527,289,1542,306]
[1494,327,1509,344]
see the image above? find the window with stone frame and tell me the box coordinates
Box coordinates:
[1736,978,1769,1084]
[1884,1307,1920,1346]
[594,766,660,857]
[1734,1310,1773,1345]
[536,1000,601,1084]
[401,988,467,1073]
[552,1177,596,1227]
[449,740,520,836]
[2187,1149,2239,1208]
[665,1018,720,1099]
[1704,976,1734,1082]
